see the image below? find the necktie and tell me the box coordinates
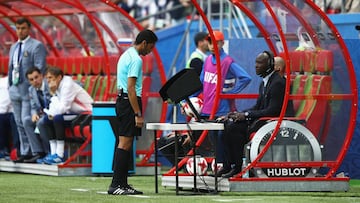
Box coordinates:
[17,42,22,63]
[37,90,45,108]
[261,81,266,95]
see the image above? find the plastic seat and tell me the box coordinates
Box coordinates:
[92,76,106,101]
[287,51,305,73]
[291,74,309,113]
[73,57,84,75]
[82,57,92,75]
[54,57,66,71]
[315,49,333,73]
[108,55,119,75]
[108,75,118,101]
[90,56,103,75]
[300,74,332,141]
[65,113,91,142]
[82,75,100,97]
[46,57,56,68]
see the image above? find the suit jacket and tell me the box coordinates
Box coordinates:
[29,80,51,116]
[8,37,47,96]
[247,72,295,119]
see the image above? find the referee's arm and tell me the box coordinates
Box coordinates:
[127,77,144,127]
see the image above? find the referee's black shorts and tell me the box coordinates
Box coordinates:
[115,94,142,137]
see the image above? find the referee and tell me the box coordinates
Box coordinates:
[108,29,158,195]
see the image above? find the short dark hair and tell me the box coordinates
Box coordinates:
[15,18,31,27]
[194,32,208,46]
[26,67,41,78]
[46,66,64,78]
[134,29,158,45]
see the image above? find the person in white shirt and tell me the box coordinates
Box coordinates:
[0,76,19,159]
[41,67,93,164]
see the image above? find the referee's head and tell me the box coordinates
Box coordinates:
[135,29,158,45]
[134,29,158,56]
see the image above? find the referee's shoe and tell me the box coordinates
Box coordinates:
[108,184,143,195]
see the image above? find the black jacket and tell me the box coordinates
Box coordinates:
[247,72,295,119]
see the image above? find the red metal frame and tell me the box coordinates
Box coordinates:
[0,0,168,169]
[0,0,356,181]
[304,0,358,178]
[163,0,357,184]
[0,3,61,57]
[21,0,91,57]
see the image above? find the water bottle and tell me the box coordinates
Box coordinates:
[242,157,249,178]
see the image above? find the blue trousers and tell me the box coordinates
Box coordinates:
[0,113,19,152]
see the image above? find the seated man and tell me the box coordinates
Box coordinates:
[0,76,19,159]
[217,51,295,178]
[26,67,51,163]
[274,56,286,77]
[42,67,93,164]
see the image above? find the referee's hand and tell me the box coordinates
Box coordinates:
[135,116,144,128]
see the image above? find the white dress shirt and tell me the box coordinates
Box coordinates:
[45,76,93,116]
[0,76,13,114]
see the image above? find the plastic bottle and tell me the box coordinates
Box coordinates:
[242,157,249,178]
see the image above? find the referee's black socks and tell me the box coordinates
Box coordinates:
[111,148,130,187]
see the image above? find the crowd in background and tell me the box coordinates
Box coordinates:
[111,0,360,31]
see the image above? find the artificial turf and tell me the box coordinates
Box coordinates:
[0,172,359,203]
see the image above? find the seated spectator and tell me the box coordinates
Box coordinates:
[168,0,191,26]
[274,56,286,78]
[0,76,19,159]
[216,51,295,178]
[111,0,133,13]
[315,0,343,13]
[345,0,360,13]
[42,67,93,164]
[274,56,295,115]
[26,67,51,163]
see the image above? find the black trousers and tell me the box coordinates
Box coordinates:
[222,118,270,168]
[222,121,249,167]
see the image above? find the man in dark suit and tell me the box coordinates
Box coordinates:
[216,51,295,178]
[8,18,47,162]
[26,67,51,163]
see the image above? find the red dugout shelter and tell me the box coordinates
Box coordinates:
[0,0,167,175]
[158,0,357,192]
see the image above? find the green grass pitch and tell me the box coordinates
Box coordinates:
[0,172,359,203]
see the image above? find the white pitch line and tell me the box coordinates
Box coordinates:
[213,198,263,202]
[129,195,151,198]
[70,188,90,192]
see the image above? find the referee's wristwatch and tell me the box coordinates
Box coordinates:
[134,112,142,117]
[244,111,250,120]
